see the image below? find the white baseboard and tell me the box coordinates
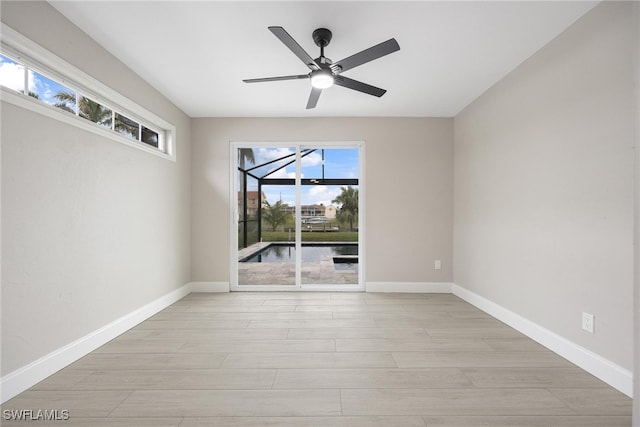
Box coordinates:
[2,280,632,404]
[366,282,453,293]
[0,284,191,404]
[452,283,633,398]
[189,282,230,292]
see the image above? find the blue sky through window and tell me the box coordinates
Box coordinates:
[1,53,74,109]
[31,70,74,107]
[241,147,358,208]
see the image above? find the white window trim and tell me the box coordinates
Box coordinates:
[0,23,176,161]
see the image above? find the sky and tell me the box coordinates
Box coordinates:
[241,147,359,208]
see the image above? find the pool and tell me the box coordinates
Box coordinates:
[241,243,358,263]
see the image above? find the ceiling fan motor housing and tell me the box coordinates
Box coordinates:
[312,28,332,48]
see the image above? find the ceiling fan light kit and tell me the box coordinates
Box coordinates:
[243,26,400,109]
[310,70,334,89]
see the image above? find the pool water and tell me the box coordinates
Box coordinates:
[242,243,358,263]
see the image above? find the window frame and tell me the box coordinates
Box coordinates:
[0,24,176,161]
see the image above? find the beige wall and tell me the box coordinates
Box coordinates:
[191,117,453,286]
[1,2,192,375]
[454,1,634,370]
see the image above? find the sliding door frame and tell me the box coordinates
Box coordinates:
[229,140,365,292]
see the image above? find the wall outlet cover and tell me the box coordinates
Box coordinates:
[582,312,594,333]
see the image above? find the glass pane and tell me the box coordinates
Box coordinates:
[301,148,359,286]
[0,54,25,93]
[237,147,297,286]
[141,126,159,148]
[78,95,112,129]
[30,70,77,114]
[115,113,139,139]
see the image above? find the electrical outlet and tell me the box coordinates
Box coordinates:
[434,260,441,270]
[582,312,594,334]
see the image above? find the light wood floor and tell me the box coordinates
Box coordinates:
[2,292,632,426]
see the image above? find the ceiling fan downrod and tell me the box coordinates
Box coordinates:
[312,28,333,60]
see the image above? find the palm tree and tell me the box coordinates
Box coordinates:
[238,148,256,217]
[239,148,255,170]
[114,113,141,138]
[262,200,291,232]
[333,186,359,232]
[54,92,110,126]
[53,91,78,113]
[55,91,146,137]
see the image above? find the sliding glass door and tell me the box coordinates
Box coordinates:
[300,148,359,286]
[236,146,297,286]
[232,142,363,291]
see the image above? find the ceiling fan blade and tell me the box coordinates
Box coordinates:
[243,74,309,83]
[269,26,320,71]
[334,75,386,97]
[331,38,400,74]
[306,87,322,109]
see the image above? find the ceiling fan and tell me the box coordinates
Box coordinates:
[243,26,400,109]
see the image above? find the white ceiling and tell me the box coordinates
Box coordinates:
[49,1,598,118]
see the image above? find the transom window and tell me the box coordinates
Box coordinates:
[0,25,175,160]
[1,52,162,150]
